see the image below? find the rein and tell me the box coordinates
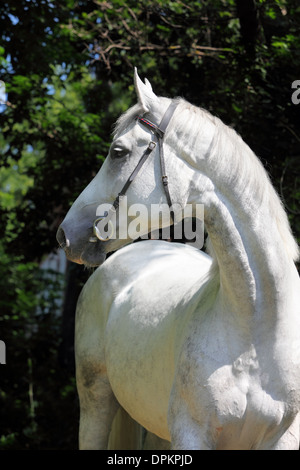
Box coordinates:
[91,101,178,242]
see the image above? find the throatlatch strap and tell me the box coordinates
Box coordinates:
[156,101,178,220]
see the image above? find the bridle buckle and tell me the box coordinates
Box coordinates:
[148,141,156,150]
[92,212,114,242]
[162,175,168,186]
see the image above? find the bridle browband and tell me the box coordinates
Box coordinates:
[91,101,178,242]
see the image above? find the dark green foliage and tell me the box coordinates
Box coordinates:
[0,250,79,449]
[0,0,299,449]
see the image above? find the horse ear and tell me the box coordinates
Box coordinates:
[144,78,152,91]
[134,67,159,112]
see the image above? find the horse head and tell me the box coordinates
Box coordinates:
[56,69,201,266]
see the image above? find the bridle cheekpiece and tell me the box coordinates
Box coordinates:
[91,101,178,242]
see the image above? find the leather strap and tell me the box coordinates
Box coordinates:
[156,101,178,221]
[158,100,178,134]
[112,138,157,210]
[104,101,178,224]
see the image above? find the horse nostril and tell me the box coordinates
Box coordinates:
[56,226,70,249]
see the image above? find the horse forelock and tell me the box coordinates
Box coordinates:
[112,103,144,138]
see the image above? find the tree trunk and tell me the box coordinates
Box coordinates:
[236,0,260,56]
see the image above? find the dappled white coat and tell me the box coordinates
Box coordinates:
[59,70,300,450]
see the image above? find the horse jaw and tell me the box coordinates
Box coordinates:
[134,67,159,112]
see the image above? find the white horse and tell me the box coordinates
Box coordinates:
[57,69,300,450]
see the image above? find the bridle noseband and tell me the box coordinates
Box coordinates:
[91,101,178,242]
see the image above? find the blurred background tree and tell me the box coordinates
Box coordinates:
[0,0,299,449]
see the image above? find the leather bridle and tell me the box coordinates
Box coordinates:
[91,101,178,242]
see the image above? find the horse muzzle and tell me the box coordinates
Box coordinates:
[56,222,107,267]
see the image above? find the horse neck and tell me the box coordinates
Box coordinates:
[204,190,293,315]
[184,119,299,320]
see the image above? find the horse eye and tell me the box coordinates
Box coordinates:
[111,147,129,159]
